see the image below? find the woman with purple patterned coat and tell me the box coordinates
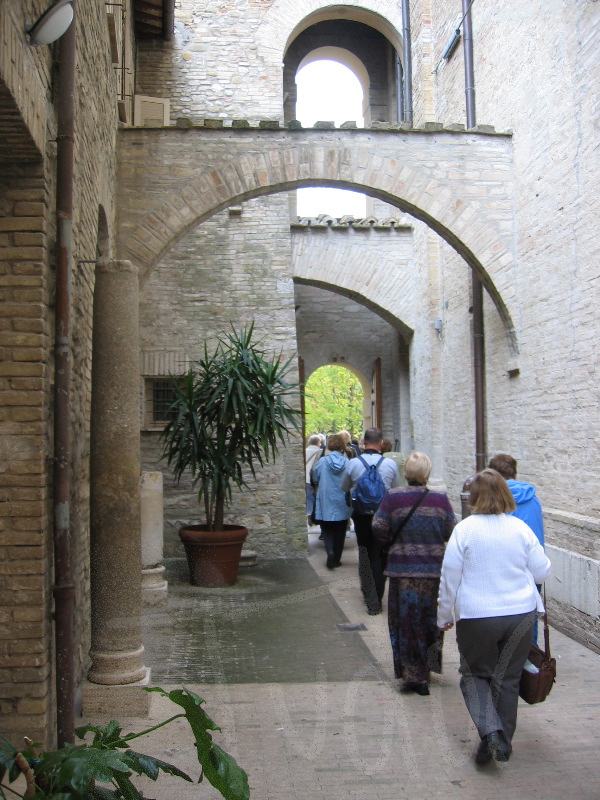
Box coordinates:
[372,452,456,695]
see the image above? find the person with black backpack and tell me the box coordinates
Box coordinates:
[341,428,401,615]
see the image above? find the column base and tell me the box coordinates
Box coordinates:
[88,645,148,685]
[82,668,152,718]
[141,565,168,605]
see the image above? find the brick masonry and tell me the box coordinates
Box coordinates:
[1,0,121,746]
[1,0,598,749]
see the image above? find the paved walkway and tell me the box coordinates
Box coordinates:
[89,531,600,800]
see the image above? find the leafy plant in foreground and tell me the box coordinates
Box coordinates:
[0,687,249,800]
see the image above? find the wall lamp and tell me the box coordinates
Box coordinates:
[441,28,461,60]
[28,0,74,46]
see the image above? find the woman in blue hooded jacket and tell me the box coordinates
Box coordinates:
[488,454,544,546]
[312,433,352,569]
[488,453,545,643]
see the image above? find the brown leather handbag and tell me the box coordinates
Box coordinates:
[519,597,556,705]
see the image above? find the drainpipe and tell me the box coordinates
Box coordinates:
[461,0,485,470]
[395,52,404,123]
[401,0,413,125]
[163,0,175,41]
[472,275,486,472]
[462,0,476,129]
[53,0,77,747]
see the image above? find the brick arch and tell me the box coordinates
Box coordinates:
[257,1,405,59]
[293,277,413,340]
[119,133,518,352]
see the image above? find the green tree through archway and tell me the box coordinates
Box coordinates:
[305,365,363,436]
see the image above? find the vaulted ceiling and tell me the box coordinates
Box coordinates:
[132,0,175,40]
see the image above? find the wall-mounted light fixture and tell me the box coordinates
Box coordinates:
[434,318,443,339]
[441,28,462,60]
[28,0,74,46]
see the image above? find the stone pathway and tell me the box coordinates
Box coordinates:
[87,531,600,800]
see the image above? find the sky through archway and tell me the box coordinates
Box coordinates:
[296,60,367,218]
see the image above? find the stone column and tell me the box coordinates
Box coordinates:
[141,471,168,605]
[88,260,148,686]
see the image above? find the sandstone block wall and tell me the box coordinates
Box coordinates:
[139,195,306,557]
[419,0,600,646]
[136,0,405,124]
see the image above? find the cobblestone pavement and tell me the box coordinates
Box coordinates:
[88,531,600,800]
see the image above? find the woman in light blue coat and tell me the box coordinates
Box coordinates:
[312,434,351,569]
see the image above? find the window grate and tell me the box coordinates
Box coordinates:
[152,379,177,423]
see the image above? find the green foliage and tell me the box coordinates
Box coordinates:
[0,687,249,800]
[304,365,363,437]
[160,323,302,530]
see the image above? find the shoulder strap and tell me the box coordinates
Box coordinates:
[386,488,430,550]
[306,448,320,466]
[358,455,384,470]
[541,585,552,658]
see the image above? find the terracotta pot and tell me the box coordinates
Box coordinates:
[178,524,248,587]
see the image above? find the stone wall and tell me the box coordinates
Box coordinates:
[283,20,397,124]
[295,283,402,444]
[420,0,600,640]
[136,0,406,124]
[0,0,123,747]
[423,0,600,539]
[1,0,598,749]
[139,195,306,557]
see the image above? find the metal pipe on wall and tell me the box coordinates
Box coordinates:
[163,0,175,41]
[53,0,77,747]
[462,0,476,128]
[461,0,484,471]
[395,52,404,123]
[401,0,413,124]
[472,274,486,472]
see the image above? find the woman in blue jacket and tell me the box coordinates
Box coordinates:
[312,434,352,569]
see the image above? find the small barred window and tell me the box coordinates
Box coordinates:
[152,379,177,423]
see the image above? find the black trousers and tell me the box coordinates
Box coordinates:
[352,512,386,610]
[456,611,535,745]
[319,520,347,564]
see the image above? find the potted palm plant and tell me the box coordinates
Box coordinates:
[161,323,302,587]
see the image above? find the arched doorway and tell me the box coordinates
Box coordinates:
[304,363,368,438]
[118,124,519,558]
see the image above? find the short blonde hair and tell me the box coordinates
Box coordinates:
[404,452,431,485]
[469,468,517,514]
[338,430,352,444]
[327,433,347,453]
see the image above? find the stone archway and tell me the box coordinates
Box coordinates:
[117,128,518,353]
[304,362,371,433]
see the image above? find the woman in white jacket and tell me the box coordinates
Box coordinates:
[437,469,551,766]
